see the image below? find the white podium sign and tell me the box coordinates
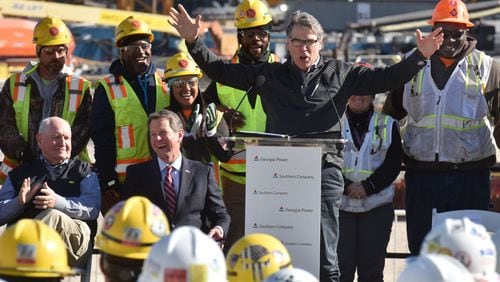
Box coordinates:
[245,145,322,278]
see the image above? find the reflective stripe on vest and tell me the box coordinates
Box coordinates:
[340,112,395,212]
[216,54,277,184]
[402,49,495,163]
[100,72,169,183]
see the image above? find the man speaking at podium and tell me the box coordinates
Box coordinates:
[169,5,443,282]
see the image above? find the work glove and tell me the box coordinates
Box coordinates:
[205,103,217,137]
[186,104,202,134]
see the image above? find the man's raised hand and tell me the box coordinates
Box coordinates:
[168,4,201,44]
[416,27,444,59]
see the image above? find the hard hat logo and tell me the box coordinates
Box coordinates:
[246,9,256,18]
[16,244,36,264]
[450,9,458,17]
[131,20,141,28]
[49,27,59,36]
[178,59,188,68]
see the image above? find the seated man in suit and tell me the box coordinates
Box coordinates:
[0,117,101,267]
[122,109,230,242]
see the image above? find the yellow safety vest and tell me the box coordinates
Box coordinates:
[215,54,276,184]
[0,64,91,183]
[98,71,169,183]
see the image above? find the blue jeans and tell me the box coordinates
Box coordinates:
[320,166,344,282]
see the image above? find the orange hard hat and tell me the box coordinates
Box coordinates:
[427,0,474,28]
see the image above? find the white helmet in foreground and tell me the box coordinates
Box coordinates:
[138,226,226,282]
[421,217,498,281]
[397,254,474,282]
[491,230,500,273]
[264,267,318,282]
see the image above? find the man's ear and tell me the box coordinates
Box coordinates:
[35,133,42,146]
[178,129,184,142]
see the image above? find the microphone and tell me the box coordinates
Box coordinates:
[248,75,266,109]
[229,75,266,135]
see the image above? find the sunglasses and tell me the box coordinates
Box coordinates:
[123,42,152,52]
[433,28,466,39]
[40,46,68,56]
[289,38,319,47]
[239,30,269,40]
[171,77,198,88]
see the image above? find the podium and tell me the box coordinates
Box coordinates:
[220,134,345,278]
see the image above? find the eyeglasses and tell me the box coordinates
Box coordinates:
[171,77,198,88]
[289,38,318,47]
[238,30,269,40]
[433,28,466,39]
[123,42,152,52]
[40,46,68,56]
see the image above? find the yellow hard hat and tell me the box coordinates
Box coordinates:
[234,0,273,29]
[427,0,474,28]
[226,233,292,282]
[32,17,71,46]
[115,16,154,47]
[96,196,170,260]
[164,52,203,81]
[0,219,74,278]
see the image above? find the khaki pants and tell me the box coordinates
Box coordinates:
[35,209,91,267]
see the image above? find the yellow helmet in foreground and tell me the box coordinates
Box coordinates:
[164,52,203,81]
[226,233,292,282]
[33,17,71,46]
[96,196,170,260]
[115,16,154,47]
[0,219,74,278]
[234,0,273,29]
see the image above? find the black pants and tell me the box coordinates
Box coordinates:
[338,204,394,282]
[405,169,490,255]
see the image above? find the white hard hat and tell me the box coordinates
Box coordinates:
[397,254,474,282]
[264,267,318,282]
[421,218,498,281]
[491,230,500,273]
[138,226,226,282]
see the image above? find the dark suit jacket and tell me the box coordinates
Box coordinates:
[122,157,230,235]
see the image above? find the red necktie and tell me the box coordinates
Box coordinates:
[164,166,176,219]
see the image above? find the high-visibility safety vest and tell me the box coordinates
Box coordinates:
[98,72,169,183]
[402,49,495,163]
[0,63,91,184]
[216,54,277,184]
[340,112,396,213]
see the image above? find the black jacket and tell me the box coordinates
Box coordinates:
[187,38,427,167]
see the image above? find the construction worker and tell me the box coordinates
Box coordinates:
[204,0,278,253]
[383,0,500,255]
[91,16,169,214]
[0,219,76,282]
[96,196,170,282]
[0,16,92,185]
[164,52,231,165]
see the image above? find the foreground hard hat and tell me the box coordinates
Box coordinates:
[427,0,474,28]
[227,233,292,282]
[115,16,154,47]
[491,230,500,274]
[421,217,498,281]
[164,52,203,81]
[0,219,74,278]
[139,226,226,282]
[234,0,272,29]
[397,254,474,282]
[33,16,71,46]
[264,267,318,282]
[96,196,170,259]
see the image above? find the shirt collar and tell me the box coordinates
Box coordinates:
[157,154,182,172]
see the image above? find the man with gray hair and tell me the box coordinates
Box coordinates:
[169,5,444,281]
[0,116,100,267]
